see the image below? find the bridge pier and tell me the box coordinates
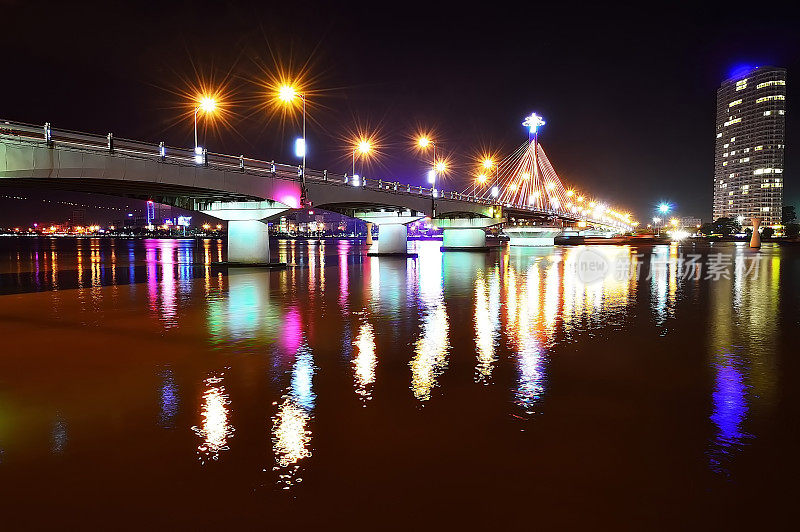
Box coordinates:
[504,226,563,247]
[355,210,422,256]
[434,217,501,252]
[227,220,271,264]
[199,201,289,266]
[375,223,410,255]
[365,222,374,246]
[441,228,488,251]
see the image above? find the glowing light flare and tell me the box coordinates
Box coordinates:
[417,136,431,148]
[477,173,487,184]
[356,139,372,155]
[435,160,447,173]
[482,157,494,169]
[522,112,546,133]
[197,95,217,114]
[278,84,298,103]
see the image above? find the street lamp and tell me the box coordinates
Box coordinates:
[658,203,671,214]
[277,84,307,200]
[353,139,372,176]
[417,135,438,215]
[194,95,217,162]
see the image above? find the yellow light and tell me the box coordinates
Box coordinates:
[216,224,222,230]
[202,223,211,230]
[566,190,574,197]
[477,173,487,184]
[509,183,518,191]
[546,182,555,191]
[521,172,530,180]
[482,158,493,169]
[670,218,679,226]
[278,84,298,103]
[577,196,584,202]
[357,139,372,155]
[531,190,540,197]
[417,136,431,148]
[435,161,447,173]
[198,96,217,114]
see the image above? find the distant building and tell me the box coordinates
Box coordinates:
[679,216,702,228]
[71,208,86,227]
[713,66,786,227]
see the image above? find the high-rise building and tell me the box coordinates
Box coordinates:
[713,66,786,227]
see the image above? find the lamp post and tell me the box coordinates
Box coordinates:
[278,85,307,202]
[417,136,438,216]
[194,96,217,162]
[353,139,372,176]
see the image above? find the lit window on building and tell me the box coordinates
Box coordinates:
[764,111,772,116]
[754,145,763,151]
[735,79,748,90]
[739,157,750,163]
[716,133,723,138]
[756,95,785,103]
[724,117,742,127]
[756,80,786,89]
[728,99,742,107]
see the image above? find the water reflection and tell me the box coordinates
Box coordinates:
[51,413,67,455]
[707,245,779,476]
[410,247,450,402]
[353,322,377,401]
[158,368,179,429]
[192,374,234,464]
[272,342,316,489]
[474,269,500,383]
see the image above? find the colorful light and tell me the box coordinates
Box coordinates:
[522,112,546,134]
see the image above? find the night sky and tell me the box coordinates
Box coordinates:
[1,0,798,224]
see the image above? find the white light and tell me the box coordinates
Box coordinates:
[491,186,499,198]
[194,145,203,164]
[522,112,546,134]
[295,138,306,158]
[352,174,361,187]
[427,170,436,184]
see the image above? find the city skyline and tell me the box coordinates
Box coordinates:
[0,2,798,222]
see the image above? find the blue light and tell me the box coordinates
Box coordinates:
[728,64,758,81]
[294,138,306,158]
[658,203,671,214]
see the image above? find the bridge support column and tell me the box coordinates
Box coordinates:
[365,222,373,245]
[373,223,411,256]
[441,227,488,251]
[227,220,271,264]
[504,226,562,247]
[199,201,289,266]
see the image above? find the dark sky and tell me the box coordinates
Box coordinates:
[1,0,798,224]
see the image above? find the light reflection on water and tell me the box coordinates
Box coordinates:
[192,374,234,464]
[0,237,789,501]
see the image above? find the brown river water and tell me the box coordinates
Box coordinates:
[0,237,797,529]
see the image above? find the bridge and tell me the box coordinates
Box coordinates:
[0,119,633,263]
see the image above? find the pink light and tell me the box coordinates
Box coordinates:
[282,195,300,209]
